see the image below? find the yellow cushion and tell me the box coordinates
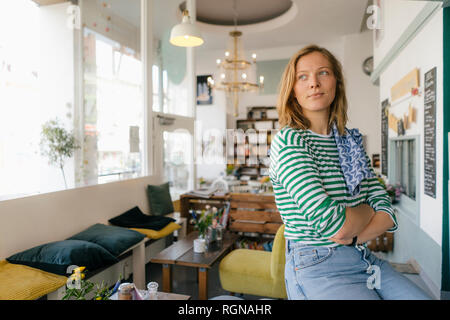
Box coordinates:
[130,222,181,239]
[0,260,67,300]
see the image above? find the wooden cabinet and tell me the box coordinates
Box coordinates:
[228,193,282,235]
[179,192,282,236]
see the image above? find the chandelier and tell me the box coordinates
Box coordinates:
[207,1,264,116]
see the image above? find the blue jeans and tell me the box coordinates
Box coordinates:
[285,240,433,300]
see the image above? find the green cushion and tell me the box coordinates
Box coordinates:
[147,182,174,216]
[6,240,118,276]
[67,223,145,257]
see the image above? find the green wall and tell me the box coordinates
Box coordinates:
[256,59,289,95]
[441,5,450,294]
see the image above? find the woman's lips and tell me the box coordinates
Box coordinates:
[309,93,324,99]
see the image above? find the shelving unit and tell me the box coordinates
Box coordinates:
[231,106,278,180]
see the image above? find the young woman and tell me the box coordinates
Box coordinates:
[269,45,432,300]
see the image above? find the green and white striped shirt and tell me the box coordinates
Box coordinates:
[269,126,398,247]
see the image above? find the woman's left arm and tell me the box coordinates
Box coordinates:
[363,152,398,233]
[355,211,394,244]
[330,210,395,245]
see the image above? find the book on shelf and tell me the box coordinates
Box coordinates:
[184,186,218,198]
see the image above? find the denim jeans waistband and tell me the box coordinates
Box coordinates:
[286,239,335,253]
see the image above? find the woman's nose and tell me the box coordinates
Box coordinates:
[309,75,320,88]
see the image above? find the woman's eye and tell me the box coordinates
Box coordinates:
[319,70,329,76]
[298,75,307,80]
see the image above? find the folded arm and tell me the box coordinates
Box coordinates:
[329,204,376,243]
[330,152,398,245]
[355,211,395,244]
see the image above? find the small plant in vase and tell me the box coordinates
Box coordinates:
[190,206,213,253]
[190,206,213,239]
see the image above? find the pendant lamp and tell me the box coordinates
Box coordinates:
[169,10,204,47]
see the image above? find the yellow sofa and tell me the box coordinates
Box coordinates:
[219,225,287,299]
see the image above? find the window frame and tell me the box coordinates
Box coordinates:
[388,134,420,225]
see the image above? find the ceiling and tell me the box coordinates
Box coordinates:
[155,0,370,51]
[35,0,371,52]
[180,0,293,26]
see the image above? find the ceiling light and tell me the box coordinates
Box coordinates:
[207,0,264,117]
[170,10,204,47]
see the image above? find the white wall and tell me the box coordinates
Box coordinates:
[376,3,443,245]
[373,0,443,292]
[343,30,381,159]
[373,0,427,68]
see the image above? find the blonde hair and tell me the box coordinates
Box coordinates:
[276,44,348,135]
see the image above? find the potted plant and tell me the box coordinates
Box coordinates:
[40,118,80,189]
[376,174,404,204]
[190,206,213,253]
[386,183,404,204]
[63,266,119,300]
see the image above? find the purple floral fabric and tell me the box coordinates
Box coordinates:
[331,122,374,196]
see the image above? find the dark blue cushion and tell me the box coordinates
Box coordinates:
[6,240,118,276]
[67,223,146,257]
[108,206,175,231]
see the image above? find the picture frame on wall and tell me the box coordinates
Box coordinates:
[197,75,213,105]
[372,154,380,168]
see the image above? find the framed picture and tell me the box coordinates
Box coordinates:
[197,75,213,105]
[372,154,380,168]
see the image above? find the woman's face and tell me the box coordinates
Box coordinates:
[293,51,337,115]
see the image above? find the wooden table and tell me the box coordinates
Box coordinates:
[150,231,239,300]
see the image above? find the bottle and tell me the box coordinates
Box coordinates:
[147,281,158,300]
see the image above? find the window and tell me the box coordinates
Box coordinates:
[0,0,77,199]
[81,24,143,185]
[79,0,144,186]
[388,135,420,223]
[0,0,150,201]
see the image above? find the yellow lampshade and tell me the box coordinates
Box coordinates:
[170,10,204,47]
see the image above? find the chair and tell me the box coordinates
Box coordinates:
[218,224,287,299]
